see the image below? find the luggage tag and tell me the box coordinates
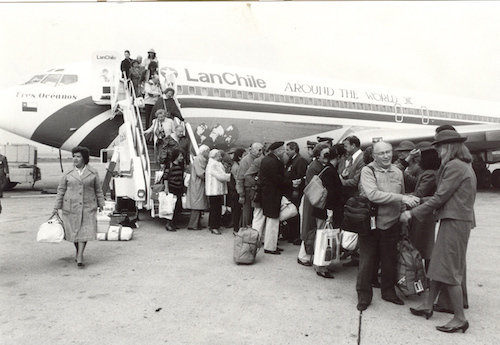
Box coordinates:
[414,280,424,294]
[370,216,377,230]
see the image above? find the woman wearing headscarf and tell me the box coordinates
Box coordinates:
[402,130,476,333]
[205,149,231,235]
[186,145,210,230]
[52,146,105,267]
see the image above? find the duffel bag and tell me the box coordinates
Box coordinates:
[37,214,65,243]
[234,227,261,265]
[396,236,427,296]
[97,225,133,241]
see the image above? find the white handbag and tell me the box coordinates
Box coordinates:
[279,196,298,221]
[341,230,359,251]
[313,223,341,267]
[37,214,65,243]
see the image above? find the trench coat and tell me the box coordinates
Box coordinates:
[259,153,291,219]
[185,155,209,210]
[54,165,105,242]
[300,159,323,241]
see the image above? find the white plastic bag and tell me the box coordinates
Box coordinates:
[158,191,177,220]
[184,173,191,188]
[313,223,341,267]
[154,171,163,184]
[37,215,65,243]
[341,230,359,251]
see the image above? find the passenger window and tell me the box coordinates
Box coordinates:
[188,86,195,95]
[201,87,208,96]
[25,74,46,84]
[225,89,232,98]
[41,74,62,86]
[213,88,220,97]
[176,85,183,95]
[60,75,78,85]
[236,91,243,99]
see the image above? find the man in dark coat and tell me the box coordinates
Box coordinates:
[284,141,308,244]
[120,50,132,79]
[259,141,291,254]
[150,87,185,123]
[0,152,9,198]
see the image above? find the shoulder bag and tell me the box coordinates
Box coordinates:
[303,166,329,209]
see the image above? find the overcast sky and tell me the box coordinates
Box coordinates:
[1,1,499,153]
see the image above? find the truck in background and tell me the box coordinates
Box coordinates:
[0,144,41,190]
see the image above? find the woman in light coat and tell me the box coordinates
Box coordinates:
[205,149,230,234]
[144,109,173,162]
[402,130,476,334]
[186,145,210,230]
[52,146,105,267]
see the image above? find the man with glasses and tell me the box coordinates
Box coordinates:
[236,142,264,227]
[356,141,419,311]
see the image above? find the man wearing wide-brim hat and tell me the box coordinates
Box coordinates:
[258,141,292,254]
[394,140,420,193]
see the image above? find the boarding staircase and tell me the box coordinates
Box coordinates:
[106,71,199,218]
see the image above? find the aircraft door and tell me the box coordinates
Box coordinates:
[420,106,429,124]
[394,103,403,123]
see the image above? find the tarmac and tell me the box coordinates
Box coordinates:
[0,161,499,345]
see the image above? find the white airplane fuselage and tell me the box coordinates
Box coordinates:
[1,61,500,156]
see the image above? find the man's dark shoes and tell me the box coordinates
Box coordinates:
[165,223,176,231]
[277,247,284,252]
[293,238,302,246]
[343,259,359,267]
[297,259,312,266]
[357,302,369,311]
[316,271,334,279]
[382,296,404,305]
[371,280,381,288]
[264,249,281,255]
[409,307,433,319]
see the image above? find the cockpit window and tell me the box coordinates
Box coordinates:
[25,74,46,84]
[60,75,78,85]
[41,74,62,86]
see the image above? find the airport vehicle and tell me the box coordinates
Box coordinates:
[0,51,499,212]
[0,144,41,190]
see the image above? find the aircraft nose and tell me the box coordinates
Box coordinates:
[0,86,37,139]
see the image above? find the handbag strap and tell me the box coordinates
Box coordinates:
[318,165,329,178]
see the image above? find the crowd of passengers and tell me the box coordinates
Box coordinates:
[120,50,474,334]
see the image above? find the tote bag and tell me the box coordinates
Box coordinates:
[303,167,328,209]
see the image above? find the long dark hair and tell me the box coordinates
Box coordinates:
[419,149,441,170]
[232,148,245,163]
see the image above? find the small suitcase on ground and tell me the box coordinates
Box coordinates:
[233,227,261,265]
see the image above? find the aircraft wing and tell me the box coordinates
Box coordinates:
[352,124,500,160]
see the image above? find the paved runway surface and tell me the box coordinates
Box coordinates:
[0,162,499,345]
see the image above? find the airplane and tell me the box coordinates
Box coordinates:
[1,51,500,190]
